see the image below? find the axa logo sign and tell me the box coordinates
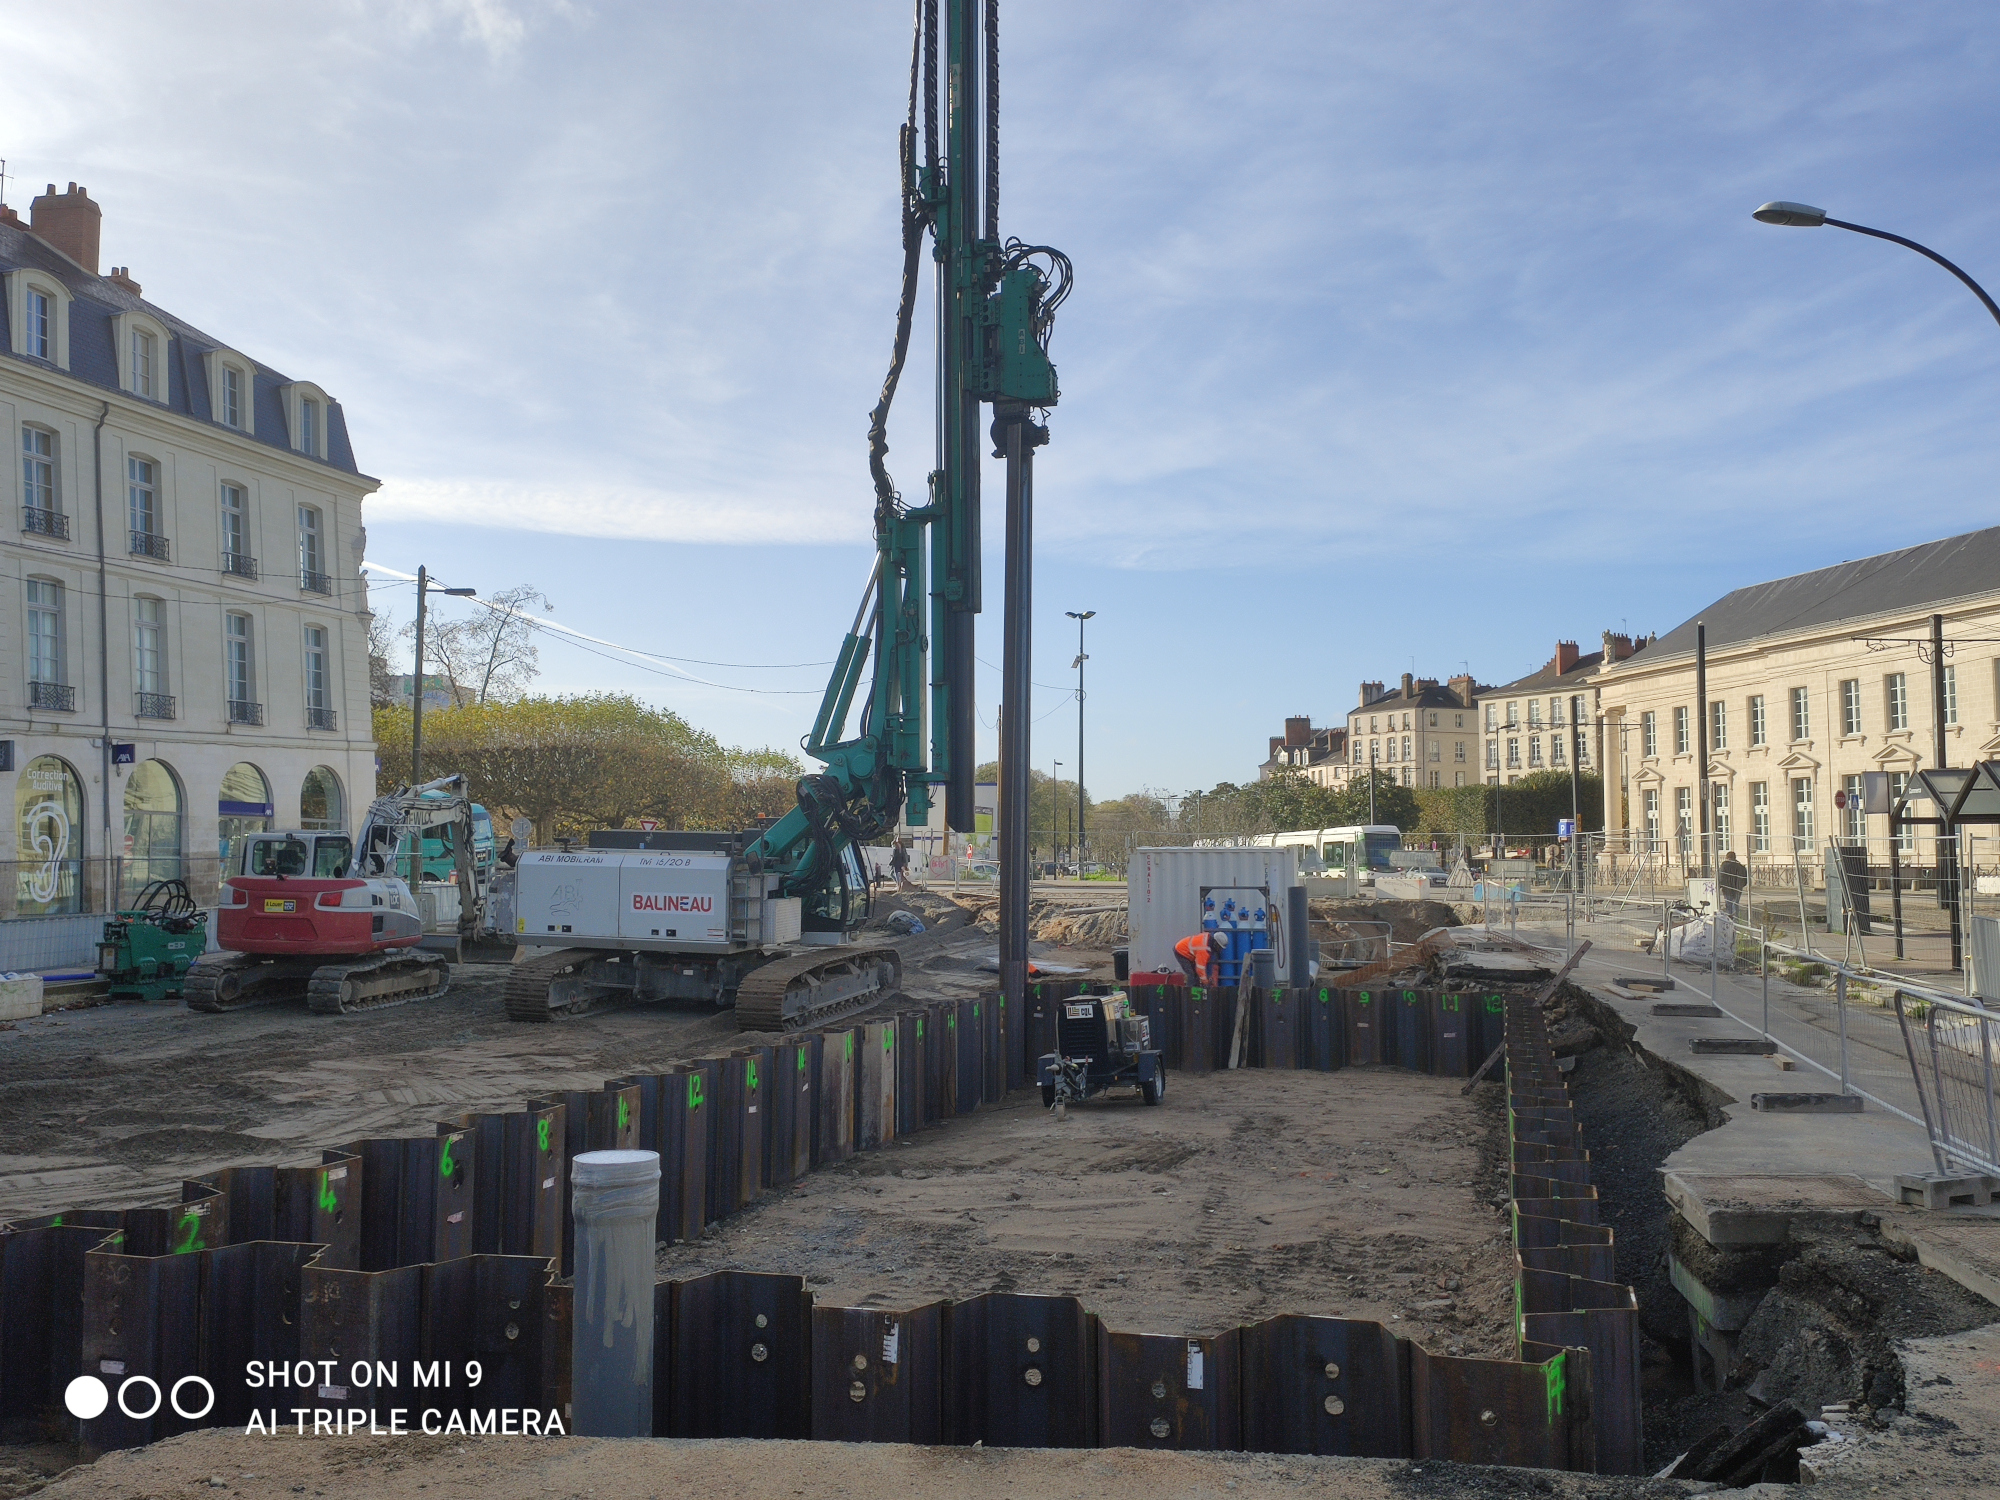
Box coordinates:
[631,892,713,914]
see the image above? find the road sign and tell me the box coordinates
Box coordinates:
[638,818,661,832]
[1833,790,1847,811]
[1556,818,1576,838]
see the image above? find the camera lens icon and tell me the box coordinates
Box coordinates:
[64,1373,214,1421]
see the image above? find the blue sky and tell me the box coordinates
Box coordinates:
[14,1,2000,799]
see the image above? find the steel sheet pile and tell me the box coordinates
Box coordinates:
[0,980,1639,1472]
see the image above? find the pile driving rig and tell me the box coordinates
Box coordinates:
[186,774,494,1015]
[501,0,1068,1029]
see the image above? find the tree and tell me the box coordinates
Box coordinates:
[366,613,400,710]
[372,693,804,841]
[407,584,554,706]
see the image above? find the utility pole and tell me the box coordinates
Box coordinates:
[1696,621,1710,879]
[1368,741,1377,825]
[1066,609,1093,869]
[409,565,476,784]
[1932,611,1962,971]
[1053,759,1063,870]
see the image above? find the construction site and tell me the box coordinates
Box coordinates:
[4,3,2000,1499]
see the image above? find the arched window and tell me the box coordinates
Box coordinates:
[122,759,184,900]
[15,755,84,914]
[301,766,345,832]
[218,762,273,871]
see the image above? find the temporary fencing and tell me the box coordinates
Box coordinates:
[0,979,1640,1473]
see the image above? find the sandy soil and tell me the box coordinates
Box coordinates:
[661,1066,1518,1351]
[21,1432,1717,1500]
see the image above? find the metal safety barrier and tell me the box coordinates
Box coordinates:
[0,981,1641,1472]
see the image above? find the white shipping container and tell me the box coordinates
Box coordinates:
[1128,846,1301,982]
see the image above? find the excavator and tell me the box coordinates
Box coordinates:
[185,774,494,1015]
[498,0,1068,1029]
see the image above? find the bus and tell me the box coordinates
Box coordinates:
[1248,825,1402,894]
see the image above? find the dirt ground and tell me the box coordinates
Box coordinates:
[660,1066,1519,1350]
[20,1433,1712,1500]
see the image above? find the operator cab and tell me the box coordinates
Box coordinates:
[235,832,353,879]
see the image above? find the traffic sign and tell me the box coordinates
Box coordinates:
[1832,790,1847,811]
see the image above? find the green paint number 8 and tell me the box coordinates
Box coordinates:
[537,1117,552,1152]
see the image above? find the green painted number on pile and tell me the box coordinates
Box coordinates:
[172,1208,205,1256]
[1543,1350,1566,1422]
[438,1138,456,1178]
[688,1076,705,1109]
[747,1061,759,1090]
[797,1049,808,1072]
[537,1117,552,1152]
[617,1095,631,1130]
[1443,995,1460,1012]
[318,1174,339,1214]
[884,1030,894,1052]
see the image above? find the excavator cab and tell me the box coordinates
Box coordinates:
[239,832,351,880]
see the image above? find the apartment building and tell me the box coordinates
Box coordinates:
[1480,636,1637,784]
[0,183,378,913]
[1595,526,2000,867]
[1340,673,1483,789]
[1259,715,1347,784]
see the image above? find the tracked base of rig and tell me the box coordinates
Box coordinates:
[184,952,309,1012]
[733,945,902,1032]
[504,947,624,1022]
[306,949,450,1015]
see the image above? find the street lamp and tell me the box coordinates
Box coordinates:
[1052,759,1063,872]
[1066,610,1094,869]
[1752,202,2000,329]
[411,565,477,783]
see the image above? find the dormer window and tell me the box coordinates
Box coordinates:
[205,350,255,434]
[222,367,242,427]
[282,381,331,458]
[132,330,155,397]
[6,271,71,368]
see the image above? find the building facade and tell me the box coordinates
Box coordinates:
[0,183,378,914]
[1259,716,1347,784]
[1480,637,1634,785]
[1339,673,1483,789]
[1594,528,2000,870]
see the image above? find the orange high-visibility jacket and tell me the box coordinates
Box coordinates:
[1174,931,1219,985]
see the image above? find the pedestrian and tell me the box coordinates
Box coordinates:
[890,842,913,891]
[1718,848,1747,918]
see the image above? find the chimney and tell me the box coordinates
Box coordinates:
[1601,630,1633,663]
[1448,673,1475,707]
[1358,680,1384,707]
[1400,672,1414,698]
[1284,715,1311,748]
[30,183,101,274]
[1554,640,1580,674]
[0,204,21,228]
[108,265,142,296]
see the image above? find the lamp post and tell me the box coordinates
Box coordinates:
[410,566,477,783]
[1066,610,1094,870]
[1052,759,1063,872]
[1752,202,2000,331]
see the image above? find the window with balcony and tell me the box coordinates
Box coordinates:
[1484,706,1496,730]
[26,578,71,710]
[21,426,66,539]
[1485,740,1498,770]
[1506,737,1521,769]
[127,456,169,560]
[226,613,259,724]
[220,482,257,577]
[1674,705,1690,755]
[1790,686,1810,741]
[298,505,330,593]
[1528,735,1543,767]
[1401,734,1411,760]
[1886,673,1908,732]
[134,596,173,719]
[1528,700,1542,727]
[304,625,335,729]
[1506,701,1520,728]
[1841,678,1861,736]
[1551,731,1565,766]
[1641,711,1657,758]
[1749,694,1766,746]
[1750,781,1770,853]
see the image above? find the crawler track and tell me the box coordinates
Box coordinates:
[503,946,619,1022]
[305,950,450,1014]
[733,944,902,1031]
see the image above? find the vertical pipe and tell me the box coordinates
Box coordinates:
[1076,613,1087,867]
[412,565,427,784]
[1710,902,1719,1005]
[1836,971,1850,1094]
[1981,1008,1998,1171]
[1761,938,1769,1040]
[91,403,112,909]
[570,1149,660,1437]
[1890,816,1906,959]
[996,407,1036,1018]
[1696,623,1709,878]
[1663,898,1671,981]
[1936,613,1962,973]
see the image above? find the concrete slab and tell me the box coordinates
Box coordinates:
[1662,1171,1890,1246]
[1881,1217,2000,1306]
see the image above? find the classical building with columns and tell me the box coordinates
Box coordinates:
[0,181,378,917]
[1593,526,2000,872]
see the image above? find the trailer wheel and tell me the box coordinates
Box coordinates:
[1141,1071,1165,1106]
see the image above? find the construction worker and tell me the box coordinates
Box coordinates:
[1173,929,1229,987]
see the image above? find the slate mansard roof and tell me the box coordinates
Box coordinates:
[0,219,362,476]
[1633,525,2000,668]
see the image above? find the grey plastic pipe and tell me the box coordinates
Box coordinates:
[571,1148,660,1437]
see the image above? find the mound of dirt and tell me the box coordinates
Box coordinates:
[1311,898,1479,947]
[950,895,1128,949]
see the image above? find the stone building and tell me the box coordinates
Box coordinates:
[1595,526,2000,870]
[1258,716,1347,784]
[1480,636,1639,785]
[1338,673,1484,789]
[0,182,378,915]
